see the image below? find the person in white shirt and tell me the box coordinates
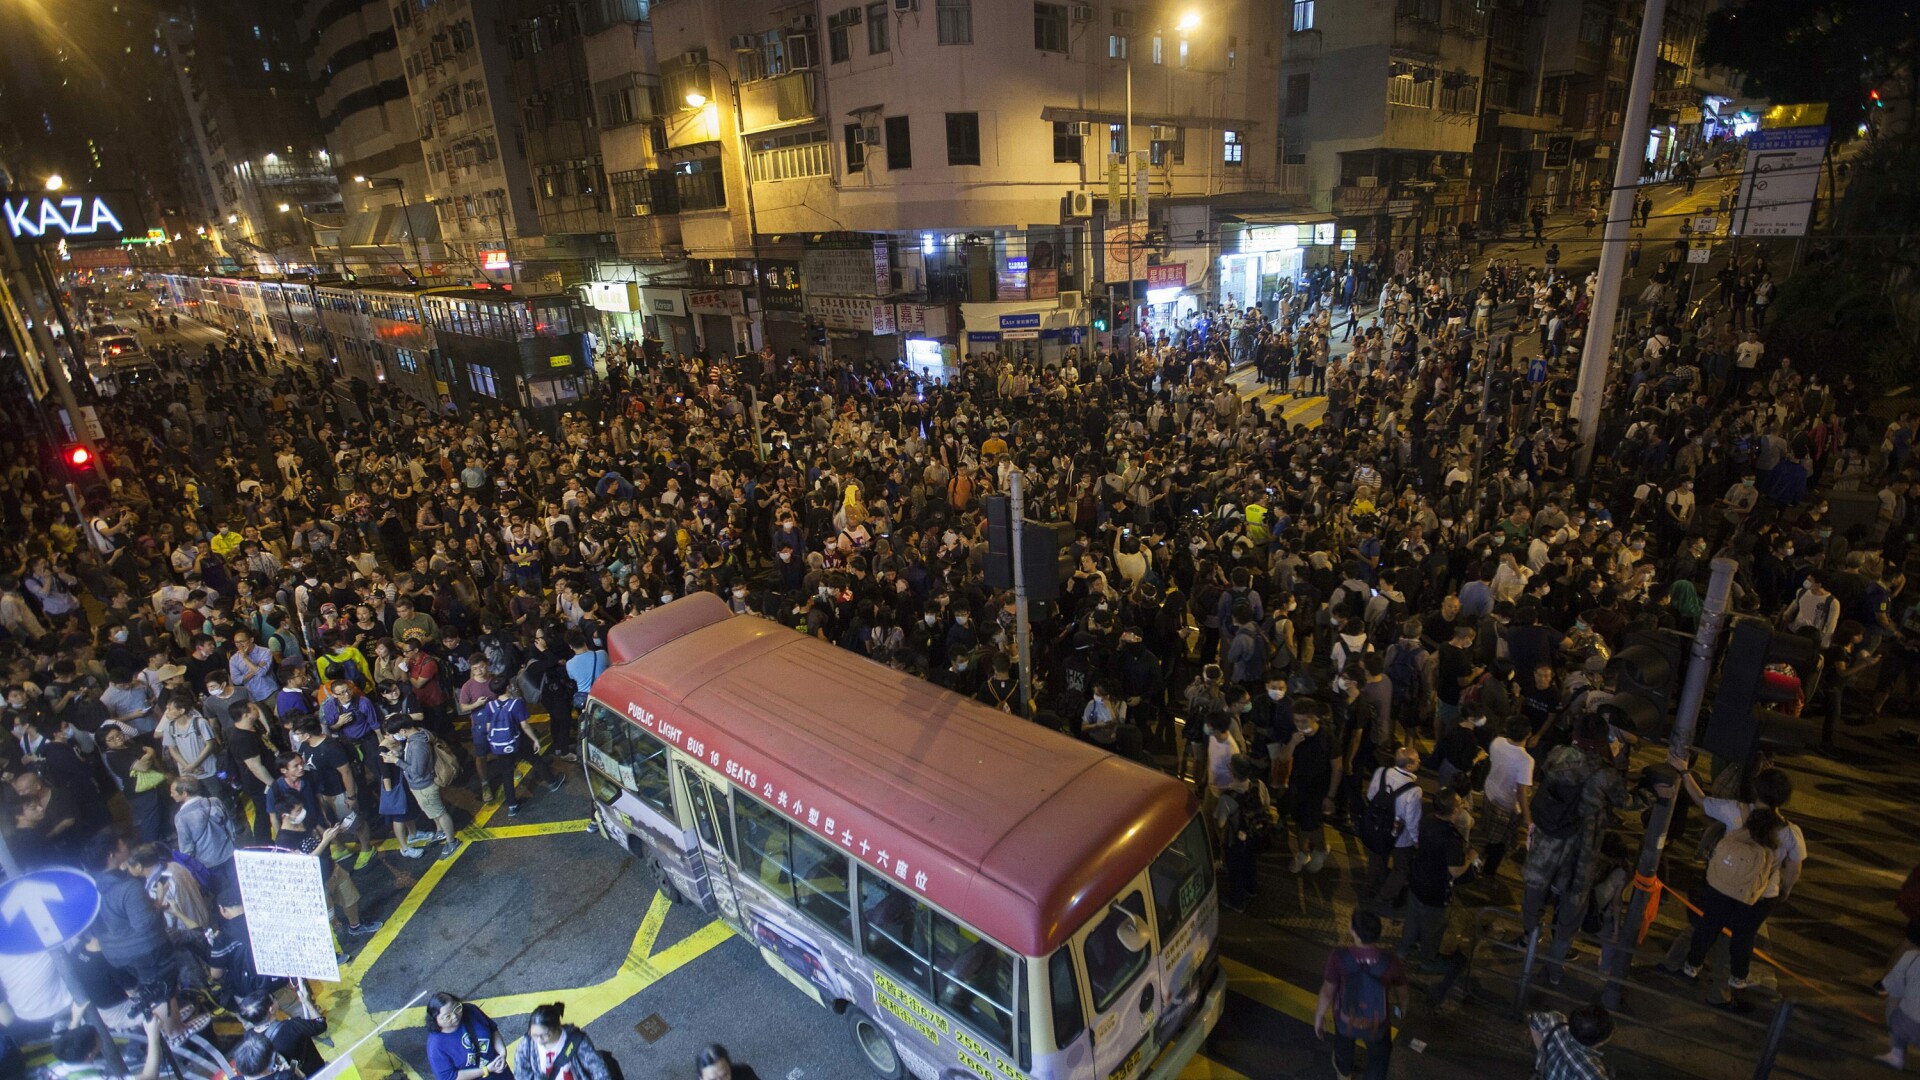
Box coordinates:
[1364,747,1424,908]
[1480,718,1536,878]
[1670,763,1805,991]
[1783,574,1841,647]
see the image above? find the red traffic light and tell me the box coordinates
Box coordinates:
[65,445,92,468]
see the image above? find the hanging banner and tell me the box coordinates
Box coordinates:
[1104,221,1148,284]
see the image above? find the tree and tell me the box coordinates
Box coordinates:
[1698,0,1918,144]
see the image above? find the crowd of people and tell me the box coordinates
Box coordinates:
[0,195,1909,1078]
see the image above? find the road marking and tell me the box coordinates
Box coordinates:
[1177,1055,1256,1080]
[1219,957,1321,1026]
[310,769,732,1080]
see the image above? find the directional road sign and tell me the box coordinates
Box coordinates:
[1528,358,1549,384]
[0,869,100,955]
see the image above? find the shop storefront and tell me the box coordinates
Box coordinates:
[959,303,1087,366]
[688,288,750,358]
[640,287,695,357]
[807,294,897,360]
[583,281,647,344]
[1215,220,1337,319]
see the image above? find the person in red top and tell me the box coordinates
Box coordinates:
[1314,910,1408,1080]
[402,639,449,731]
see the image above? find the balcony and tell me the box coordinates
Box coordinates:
[1273,163,1309,195]
[738,71,818,133]
[749,140,831,183]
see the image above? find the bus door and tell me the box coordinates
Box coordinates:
[1078,882,1166,1080]
[677,760,745,928]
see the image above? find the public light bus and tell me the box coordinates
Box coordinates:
[582,594,1224,1080]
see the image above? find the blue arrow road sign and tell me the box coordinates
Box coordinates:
[1528,358,1549,384]
[0,869,100,955]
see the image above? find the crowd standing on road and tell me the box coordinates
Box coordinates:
[0,170,1909,1079]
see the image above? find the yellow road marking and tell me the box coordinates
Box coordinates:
[308,761,731,1080]
[1220,957,1320,1025]
[1177,1057,1256,1080]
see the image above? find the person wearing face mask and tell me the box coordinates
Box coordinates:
[508,1003,614,1080]
[1277,698,1339,874]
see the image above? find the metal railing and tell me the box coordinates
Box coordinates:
[749,140,831,183]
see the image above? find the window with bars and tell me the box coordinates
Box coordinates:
[674,157,726,210]
[1035,3,1068,52]
[1223,129,1243,166]
[1388,70,1436,107]
[1052,121,1082,163]
[937,0,972,44]
[828,10,852,63]
[1439,75,1479,113]
[750,130,832,181]
[1149,127,1184,167]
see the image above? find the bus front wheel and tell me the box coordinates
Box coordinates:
[844,1006,904,1079]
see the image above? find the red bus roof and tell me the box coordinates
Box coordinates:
[599,594,1199,956]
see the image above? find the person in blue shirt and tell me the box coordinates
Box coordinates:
[479,676,560,817]
[425,993,511,1080]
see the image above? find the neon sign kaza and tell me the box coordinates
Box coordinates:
[4,196,126,239]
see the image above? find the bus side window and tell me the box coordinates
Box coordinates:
[626,726,674,816]
[735,795,795,900]
[1047,948,1086,1049]
[788,828,853,945]
[1148,816,1214,943]
[931,914,1018,1054]
[858,874,931,993]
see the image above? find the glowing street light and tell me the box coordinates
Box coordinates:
[685,91,708,108]
[44,174,64,191]
[1177,10,1201,31]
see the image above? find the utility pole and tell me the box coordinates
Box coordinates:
[1009,469,1035,717]
[1569,0,1670,478]
[1602,556,1736,1008]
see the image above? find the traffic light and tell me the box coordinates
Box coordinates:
[1700,617,1823,762]
[982,494,1076,602]
[1113,299,1133,327]
[61,444,95,481]
[1091,296,1111,333]
[1600,629,1688,740]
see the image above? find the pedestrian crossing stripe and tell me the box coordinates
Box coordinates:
[1219,957,1321,1025]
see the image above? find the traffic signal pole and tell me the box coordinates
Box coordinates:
[1602,555,1735,1008]
[1570,0,1668,478]
[1009,469,1034,717]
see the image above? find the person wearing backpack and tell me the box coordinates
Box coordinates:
[1382,620,1430,747]
[1671,762,1804,991]
[1213,754,1272,912]
[479,675,562,818]
[1313,910,1407,1080]
[1521,713,1668,978]
[1401,788,1476,970]
[386,715,461,859]
[1359,747,1423,910]
[510,1002,616,1080]
[169,777,241,907]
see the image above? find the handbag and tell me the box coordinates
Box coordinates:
[377,783,410,818]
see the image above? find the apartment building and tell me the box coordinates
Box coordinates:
[298,0,441,276]
[632,0,1296,360]
[160,0,342,272]
[391,0,541,281]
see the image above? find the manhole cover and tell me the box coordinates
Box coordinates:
[634,1013,670,1044]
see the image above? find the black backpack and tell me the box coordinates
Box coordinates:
[1358,772,1414,855]
[1530,764,1589,839]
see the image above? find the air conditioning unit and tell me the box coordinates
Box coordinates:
[729,34,756,50]
[1070,3,1095,22]
[1356,176,1379,187]
[527,91,549,106]
[853,125,881,144]
[1066,190,1093,217]
[1113,10,1136,29]
[893,0,918,11]
[1069,121,1093,137]
[845,6,863,23]
[1149,124,1177,141]
[889,267,922,292]
[1058,290,1083,310]
[791,12,817,30]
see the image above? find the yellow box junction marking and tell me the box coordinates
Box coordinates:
[309,768,734,1080]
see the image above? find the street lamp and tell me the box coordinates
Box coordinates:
[43,174,63,192]
[360,174,427,279]
[277,203,291,213]
[1122,9,1200,346]
[680,53,766,353]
